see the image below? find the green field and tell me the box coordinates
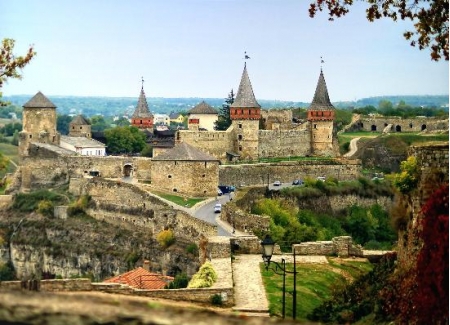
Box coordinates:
[0,142,19,177]
[261,257,373,321]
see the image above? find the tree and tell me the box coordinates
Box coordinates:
[215,89,234,131]
[56,114,72,135]
[89,115,109,132]
[103,126,146,155]
[309,0,449,61]
[0,38,36,105]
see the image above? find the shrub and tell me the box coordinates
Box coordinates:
[13,190,64,212]
[186,243,198,255]
[211,293,223,306]
[157,229,175,248]
[187,261,217,288]
[166,273,190,289]
[0,261,15,281]
[393,156,419,194]
[67,195,91,216]
[37,199,54,217]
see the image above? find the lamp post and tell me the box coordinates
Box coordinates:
[261,234,297,320]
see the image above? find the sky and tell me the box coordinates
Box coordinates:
[1,0,449,102]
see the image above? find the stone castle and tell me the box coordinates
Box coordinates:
[175,63,339,162]
[11,63,353,198]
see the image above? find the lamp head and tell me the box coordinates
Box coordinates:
[261,234,275,269]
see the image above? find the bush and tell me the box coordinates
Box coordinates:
[0,261,15,281]
[13,190,64,212]
[211,293,223,306]
[37,200,54,217]
[157,229,175,248]
[186,243,198,255]
[187,262,217,288]
[165,273,190,289]
[67,195,91,216]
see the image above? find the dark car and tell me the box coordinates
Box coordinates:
[292,179,303,185]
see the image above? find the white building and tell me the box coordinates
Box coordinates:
[187,101,218,131]
[153,114,170,125]
[60,135,106,156]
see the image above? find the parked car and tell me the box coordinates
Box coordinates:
[316,176,326,182]
[217,188,223,196]
[292,179,303,185]
[273,180,281,186]
[214,203,222,213]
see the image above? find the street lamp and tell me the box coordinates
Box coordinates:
[261,234,297,320]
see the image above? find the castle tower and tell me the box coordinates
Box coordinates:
[19,91,60,157]
[230,62,261,161]
[131,81,154,130]
[69,114,91,138]
[307,69,336,156]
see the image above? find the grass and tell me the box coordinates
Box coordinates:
[0,142,19,180]
[260,257,373,321]
[152,191,205,208]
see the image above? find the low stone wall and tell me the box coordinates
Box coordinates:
[221,205,270,235]
[0,195,13,207]
[0,278,233,307]
[133,287,234,307]
[206,236,231,259]
[231,235,264,254]
[293,236,364,258]
[0,279,92,292]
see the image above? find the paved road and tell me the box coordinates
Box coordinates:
[193,192,235,236]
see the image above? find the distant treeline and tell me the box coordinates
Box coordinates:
[3,94,448,117]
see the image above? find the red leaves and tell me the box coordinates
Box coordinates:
[414,184,449,324]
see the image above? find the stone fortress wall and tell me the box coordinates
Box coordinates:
[69,178,217,241]
[353,116,448,132]
[175,128,234,161]
[219,159,362,187]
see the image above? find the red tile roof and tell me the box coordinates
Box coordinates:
[104,267,174,290]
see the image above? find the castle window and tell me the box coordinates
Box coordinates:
[175,161,177,165]
[409,123,413,128]
[80,126,82,129]
[239,145,242,151]
[29,135,32,138]
[238,123,242,129]
[314,124,317,129]
[72,126,75,129]
[168,175,172,178]
[238,134,243,140]
[173,188,178,192]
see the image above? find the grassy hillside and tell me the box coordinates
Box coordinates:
[0,142,19,182]
[261,257,373,321]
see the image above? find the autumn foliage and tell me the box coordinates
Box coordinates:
[414,184,449,324]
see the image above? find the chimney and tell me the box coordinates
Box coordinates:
[143,260,150,271]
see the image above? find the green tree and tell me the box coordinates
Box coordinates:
[90,115,109,132]
[215,89,234,131]
[11,130,19,146]
[0,38,36,105]
[104,126,146,155]
[394,156,420,194]
[56,114,72,135]
[308,0,449,61]
[115,117,130,127]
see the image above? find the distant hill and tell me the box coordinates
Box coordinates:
[4,94,448,117]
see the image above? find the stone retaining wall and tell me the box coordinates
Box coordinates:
[219,159,361,187]
[0,278,234,307]
[293,236,364,258]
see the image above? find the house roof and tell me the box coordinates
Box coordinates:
[188,101,217,114]
[104,267,174,290]
[71,114,90,125]
[60,135,106,148]
[169,112,182,119]
[231,63,261,109]
[23,91,56,109]
[308,69,335,111]
[132,87,153,118]
[152,142,218,161]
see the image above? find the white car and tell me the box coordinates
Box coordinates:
[214,203,222,213]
